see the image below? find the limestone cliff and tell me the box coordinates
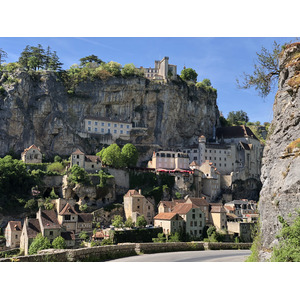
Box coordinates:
[0,72,219,161]
[259,42,300,253]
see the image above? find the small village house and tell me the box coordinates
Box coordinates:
[70,149,102,173]
[5,221,22,248]
[154,212,184,235]
[21,144,42,163]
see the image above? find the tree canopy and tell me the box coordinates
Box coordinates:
[112,215,123,228]
[79,55,103,67]
[236,41,281,97]
[227,110,249,125]
[121,143,139,167]
[52,236,66,249]
[136,215,147,227]
[18,44,63,71]
[180,67,198,82]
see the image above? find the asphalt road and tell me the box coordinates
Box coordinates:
[108,249,251,262]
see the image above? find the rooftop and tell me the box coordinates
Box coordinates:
[216,125,259,141]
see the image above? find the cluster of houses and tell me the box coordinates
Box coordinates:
[5,198,93,255]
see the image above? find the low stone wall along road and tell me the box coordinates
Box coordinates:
[108,250,251,262]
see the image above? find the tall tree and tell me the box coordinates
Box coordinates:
[121,143,139,167]
[180,67,198,82]
[227,110,249,125]
[18,45,32,70]
[0,48,8,67]
[79,55,103,67]
[236,41,281,97]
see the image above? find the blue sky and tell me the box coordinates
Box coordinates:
[0,37,294,124]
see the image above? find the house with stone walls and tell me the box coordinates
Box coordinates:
[20,218,42,255]
[154,212,184,235]
[171,203,206,239]
[21,144,42,163]
[123,189,156,225]
[209,203,227,231]
[70,149,102,173]
[4,221,22,248]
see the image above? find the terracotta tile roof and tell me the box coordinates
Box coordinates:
[61,231,75,241]
[172,203,195,214]
[78,213,93,223]
[124,189,141,197]
[27,219,41,238]
[85,155,101,163]
[186,197,209,207]
[216,125,259,141]
[159,201,176,208]
[40,209,61,229]
[8,221,22,231]
[154,212,182,220]
[224,205,234,212]
[21,144,41,155]
[226,213,240,220]
[210,203,227,213]
[59,203,78,215]
[72,149,85,155]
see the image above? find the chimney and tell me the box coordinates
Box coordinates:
[138,189,142,195]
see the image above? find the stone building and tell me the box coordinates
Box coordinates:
[4,221,22,248]
[20,218,41,255]
[21,144,42,163]
[209,203,227,231]
[138,56,177,81]
[147,151,190,170]
[171,203,206,239]
[84,116,132,141]
[70,149,101,173]
[123,189,155,225]
[181,125,263,180]
[154,212,184,235]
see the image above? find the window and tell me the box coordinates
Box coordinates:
[127,125,129,128]
[114,124,117,127]
[193,149,197,153]
[88,127,91,131]
[120,130,123,134]
[190,221,193,226]
[101,122,104,126]
[15,235,18,239]
[137,206,140,209]
[92,165,94,168]
[148,206,150,210]
[108,129,110,133]
[209,150,211,153]
[127,131,129,134]
[88,121,91,125]
[199,214,202,218]
[219,157,221,160]
[194,230,197,235]
[114,130,117,134]
[200,221,202,227]
[77,155,79,159]
[194,221,197,226]
[101,128,104,133]
[108,123,111,127]
[49,231,53,236]
[65,215,71,220]
[94,128,97,132]
[220,164,221,167]
[199,229,202,234]
[120,124,123,128]
[95,121,98,125]
[194,156,197,160]
[192,214,195,219]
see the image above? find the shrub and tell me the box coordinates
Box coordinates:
[54,155,62,163]
[101,238,113,246]
[28,233,51,255]
[153,232,166,243]
[52,236,66,249]
[47,162,65,174]
[112,215,123,228]
[136,215,147,228]
[68,165,91,185]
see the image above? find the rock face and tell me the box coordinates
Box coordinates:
[0,72,219,161]
[259,42,300,251]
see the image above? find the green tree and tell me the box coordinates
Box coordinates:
[121,63,136,77]
[0,48,8,67]
[121,143,139,167]
[271,212,300,262]
[101,238,113,245]
[202,78,211,86]
[68,165,91,185]
[52,236,66,249]
[79,231,89,241]
[112,215,123,228]
[54,155,62,163]
[79,55,103,67]
[180,67,198,82]
[47,162,65,174]
[28,233,51,255]
[49,188,58,199]
[124,217,134,228]
[236,41,281,97]
[100,144,124,168]
[227,110,249,125]
[102,61,122,76]
[136,215,147,228]
[152,232,166,243]
[167,232,180,242]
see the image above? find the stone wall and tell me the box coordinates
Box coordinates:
[107,167,129,189]
[0,242,252,262]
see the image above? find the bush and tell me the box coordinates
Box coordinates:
[28,233,51,255]
[52,236,66,249]
[47,162,65,174]
[101,238,114,246]
[54,155,62,163]
[153,232,166,243]
[68,165,91,185]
